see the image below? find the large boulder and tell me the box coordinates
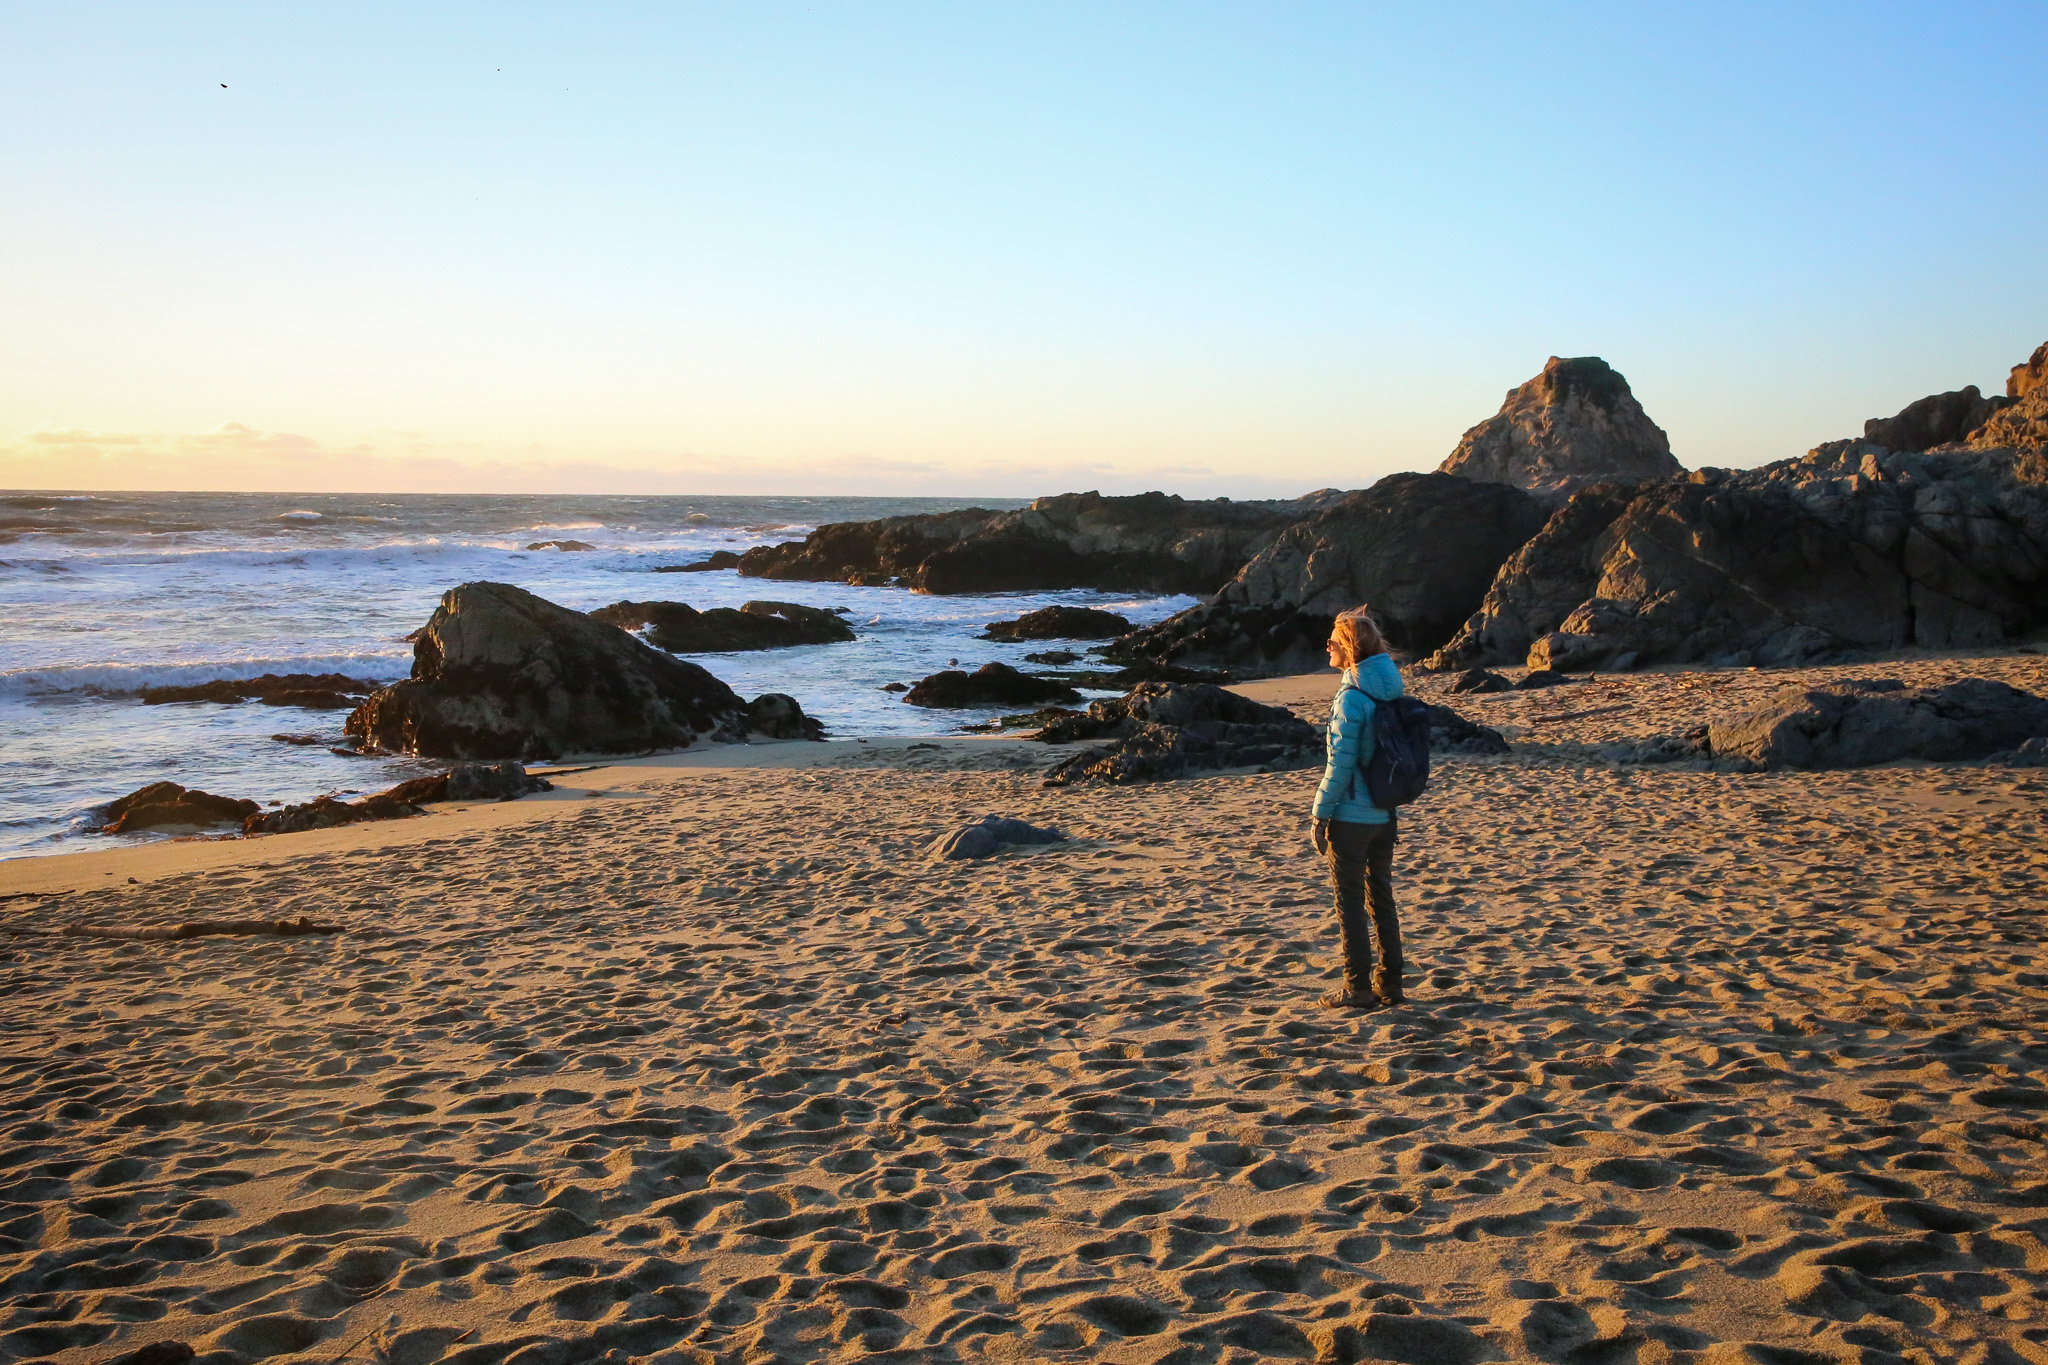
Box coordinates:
[1865,386,2010,453]
[590,599,855,652]
[92,782,259,834]
[1428,441,2048,673]
[345,582,749,759]
[1036,682,1322,785]
[982,605,1132,640]
[902,663,1082,709]
[1437,356,1681,501]
[736,489,1347,595]
[382,761,554,804]
[1109,474,1548,674]
[1624,678,2048,771]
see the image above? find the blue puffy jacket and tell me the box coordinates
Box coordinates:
[1312,653,1405,824]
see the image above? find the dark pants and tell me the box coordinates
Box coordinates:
[1326,817,1402,999]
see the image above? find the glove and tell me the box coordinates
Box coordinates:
[1311,819,1330,856]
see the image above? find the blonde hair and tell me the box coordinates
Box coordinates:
[1328,606,1385,669]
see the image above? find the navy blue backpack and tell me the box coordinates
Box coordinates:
[1359,694,1433,808]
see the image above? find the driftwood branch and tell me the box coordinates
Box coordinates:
[4,917,342,941]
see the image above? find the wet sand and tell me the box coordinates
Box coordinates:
[2,659,2045,1365]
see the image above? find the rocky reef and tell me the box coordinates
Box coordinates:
[1427,442,2048,674]
[736,490,1343,595]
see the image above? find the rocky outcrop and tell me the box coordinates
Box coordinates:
[345,582,750,760]
[1865,386,2010,453]
[526,539,594,551]
[92,782,259,834]
[903,663,1082,709]
[1036,682,1322,785]
[1964,341,2048,452]
[653,551,742,573]
[590,599,855,652]
[982,606,1132,641]
[1620,678,2048,771]
[1428,441,2048,673]
[1109,474,1549,674]
[1437,356,1680,500]
[1706,678,2048,770]
[141,673,381,709]
[736,490,1345,595]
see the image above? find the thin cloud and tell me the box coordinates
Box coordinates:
[0,423,1329,499]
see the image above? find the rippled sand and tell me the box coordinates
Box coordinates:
[2,658,2045,1365]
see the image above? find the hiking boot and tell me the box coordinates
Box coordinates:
[1372,973,1405,1007]
[1318,987,1381,1010]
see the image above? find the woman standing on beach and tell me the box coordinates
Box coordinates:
[1311,606,1406,1010]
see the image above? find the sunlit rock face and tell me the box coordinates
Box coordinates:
[1437,355,1680,501]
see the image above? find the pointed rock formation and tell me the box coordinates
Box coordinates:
[1437,356,1680,500]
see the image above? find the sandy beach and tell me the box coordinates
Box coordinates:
[3,661,2045,1365]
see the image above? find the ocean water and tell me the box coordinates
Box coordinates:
[0,491,1198,861]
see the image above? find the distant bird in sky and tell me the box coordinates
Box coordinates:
[220,83,226,88]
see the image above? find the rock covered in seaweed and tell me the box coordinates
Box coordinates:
[1037,682,1322,785]
[902,663,1082,709]
[981,605,1132,641]
[346,582,750,760]
[92,782,259,834]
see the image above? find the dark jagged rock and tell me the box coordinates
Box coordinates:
[590,599,855,652]
[1865,386,2010,453]
[1036,682,1321,785]
[1109,474,1548,675]
[902,662,1082,709]
[1615,678,2048,772]
[381,760,553,805]
[1023,649,1083,665]
[526,539,595,551]
[1515,670,1575,690]
[981,606,1133,641]
[93,782,259,834]
[747,693,825,740]
[1437,356,1680,501]
[245,793,424,835]
[345,582,749,760]
[736,490,1345,595]
[1990,737,2048,767]
[1446,668,1513,695]
[141,672,381,709]
[1424,704,1512,755]
[270,732,324,746]
[1702,678,2048,771]
[653,550,742,572]
[248,761,552,835]
[1428,441,2048,673]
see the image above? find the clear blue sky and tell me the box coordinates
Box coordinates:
[3,3,2043,495]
